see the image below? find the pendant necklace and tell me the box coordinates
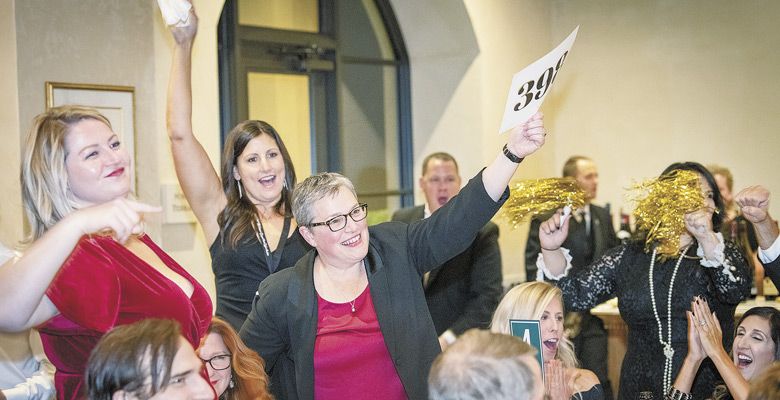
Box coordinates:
[648,245,690,394]
[348,264,364,313]
[321,261,364,313]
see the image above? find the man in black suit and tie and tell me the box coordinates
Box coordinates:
[525,155,618,400]
[392,152,503,350]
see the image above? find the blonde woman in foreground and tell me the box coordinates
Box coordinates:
[491,281,603,400]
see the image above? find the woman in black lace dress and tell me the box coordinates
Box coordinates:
[536,162,751,400]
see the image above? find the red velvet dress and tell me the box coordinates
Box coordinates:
[37,234,213,400]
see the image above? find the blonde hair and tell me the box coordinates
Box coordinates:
[490,281,579,368]
[21,106,112,242]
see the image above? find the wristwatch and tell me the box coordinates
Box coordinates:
[502,144,524,163]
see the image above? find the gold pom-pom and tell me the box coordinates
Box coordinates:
[502,178,586,228]
[630,170,703,258]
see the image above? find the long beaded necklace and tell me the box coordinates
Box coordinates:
[253,214,291,273]
[648,245,690,394]
[254,215,272,256]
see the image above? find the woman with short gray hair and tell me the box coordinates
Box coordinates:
[240,113,547,400]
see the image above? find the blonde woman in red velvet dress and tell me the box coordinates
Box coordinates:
[0,106,213,400]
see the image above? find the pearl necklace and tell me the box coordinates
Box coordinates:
[648,246,690,394]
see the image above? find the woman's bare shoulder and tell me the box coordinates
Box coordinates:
[572,367,601,392]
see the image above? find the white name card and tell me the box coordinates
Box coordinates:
[500,26,579,133]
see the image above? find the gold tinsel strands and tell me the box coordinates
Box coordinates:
[630,169,704,258]
[502,178,586,228]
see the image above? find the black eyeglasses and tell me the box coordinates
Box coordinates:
[308,203,368,232]
[201,354,231,371]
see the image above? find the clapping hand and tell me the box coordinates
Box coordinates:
[691,297,724,359]
[506,112,546,159]
[685,307,706,362]
[544,359,574,400]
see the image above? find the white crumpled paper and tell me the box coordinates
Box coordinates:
[157,0,192,27]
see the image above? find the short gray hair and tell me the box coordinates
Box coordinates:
[292,172,357,226]
[428,329,538,400]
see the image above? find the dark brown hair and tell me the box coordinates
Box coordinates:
[86,319,181,400]
[217,120,296,248]
[738,307,780,360]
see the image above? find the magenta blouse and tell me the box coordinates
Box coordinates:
[314,285,407,400]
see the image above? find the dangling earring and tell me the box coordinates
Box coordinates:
[229,378,235,389]
[283,178,288,190]
[237,180,244,199]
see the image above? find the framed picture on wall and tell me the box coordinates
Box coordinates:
[45,81,137,193]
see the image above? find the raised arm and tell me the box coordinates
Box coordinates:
[735,186,780,288]
[405,113,546,272]
[669,309,706,398]
[166,6,225,243]
[482,113,546,200]
[0,199,158,331]
[693,299,750,400]
[539,209,572,277]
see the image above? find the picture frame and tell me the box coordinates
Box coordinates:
[45,81,137,193]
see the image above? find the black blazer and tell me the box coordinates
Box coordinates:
[525,203,618,280]
[391,205,502,335]
[239,172,508,400]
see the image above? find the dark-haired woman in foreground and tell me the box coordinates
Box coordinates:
[668,302,780,400]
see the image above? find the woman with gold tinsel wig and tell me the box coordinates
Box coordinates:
[535,162,751,400]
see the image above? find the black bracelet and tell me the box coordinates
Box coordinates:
[502,144,524,163]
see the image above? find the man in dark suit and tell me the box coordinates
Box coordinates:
[392,152,503,350]
[735,185,780,288]
[525,155,618,400]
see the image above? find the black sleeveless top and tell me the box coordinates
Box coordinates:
[210,226,312,330]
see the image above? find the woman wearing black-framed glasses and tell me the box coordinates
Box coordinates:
[199,317,272,400]
[240,114,547,400]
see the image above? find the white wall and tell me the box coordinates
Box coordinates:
[392,0,556,282]
[548,0,780,223]
[392,0,780,283]
[7,0,222,301]
[0,0,22,246]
